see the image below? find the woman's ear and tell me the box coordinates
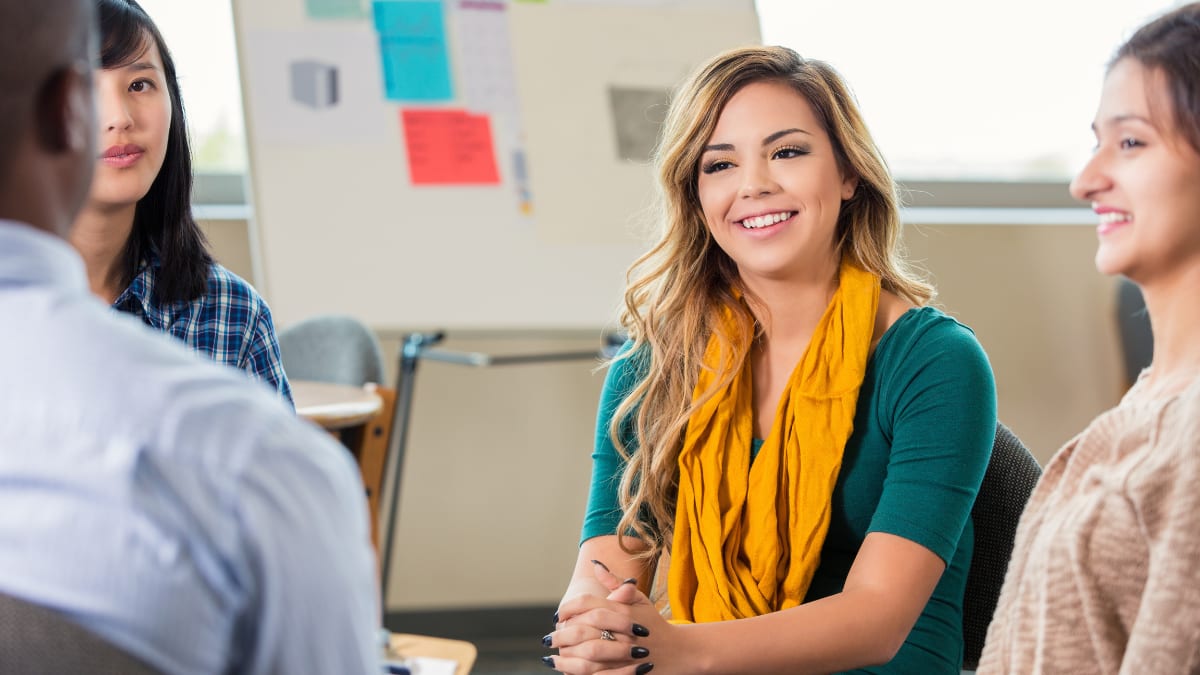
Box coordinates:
[35,61,94,156]
[841,173,859,201]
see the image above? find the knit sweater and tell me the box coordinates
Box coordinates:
[977,374,1200,674]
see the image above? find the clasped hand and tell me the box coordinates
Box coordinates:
[545,561,677,675]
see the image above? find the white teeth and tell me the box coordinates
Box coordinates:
[740,211,793,229]
[1098,212,1132,226]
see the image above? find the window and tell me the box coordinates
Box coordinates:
[755,0,1178,184]
[135,0,246,204]
[138,1,1181,209]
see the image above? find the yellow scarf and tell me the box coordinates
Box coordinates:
[668,261,880,622]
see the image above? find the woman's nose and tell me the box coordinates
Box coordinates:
[738,161,778,199]
[1070,150,1111,202]
[97,87,133,133]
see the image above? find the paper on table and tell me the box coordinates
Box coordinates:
[385,656,458,675]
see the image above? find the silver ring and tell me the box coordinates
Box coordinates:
[600,629,616,641]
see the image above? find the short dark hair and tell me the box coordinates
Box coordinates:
[99,0,212,303]
[0,0,94,187]
[1114,2,1200,154]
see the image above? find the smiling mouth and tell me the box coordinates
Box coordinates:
[738,211,796,229]
[1098,212,1132,227]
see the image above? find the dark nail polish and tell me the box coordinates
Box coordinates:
[590,559,611,572]
[636,663,655,674]
[632,623,650,637]
[541,634,553,648]
[623,577,638,585]
[552,611,559,623]
[631,646,650,658]
[541,655,556,669]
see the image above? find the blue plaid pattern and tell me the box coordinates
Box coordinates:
[113,258,294,406]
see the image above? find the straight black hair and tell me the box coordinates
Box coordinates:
[99,0,211,303]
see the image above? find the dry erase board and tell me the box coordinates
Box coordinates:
[233,0,761,328]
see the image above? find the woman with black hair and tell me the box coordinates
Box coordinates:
[70,0,292,404]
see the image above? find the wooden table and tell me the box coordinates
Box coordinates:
[388,633,477,674]
[292,380,383,431]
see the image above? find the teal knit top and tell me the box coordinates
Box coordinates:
[581,307,997,673]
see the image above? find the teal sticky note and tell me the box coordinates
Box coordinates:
[306,0,369,20]
[372,0,454,101]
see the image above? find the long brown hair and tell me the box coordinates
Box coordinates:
[610,45,933,561]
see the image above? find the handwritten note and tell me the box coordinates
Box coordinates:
[454,0,521,124]
[373,0,454,101]
[402,109,501,185]
[453,0,531,213]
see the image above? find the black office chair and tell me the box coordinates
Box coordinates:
[961,422,1042,671]
[0,591,162,674]
[1116,277,1153,388]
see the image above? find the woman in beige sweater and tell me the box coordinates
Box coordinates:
[978,4,1200,674]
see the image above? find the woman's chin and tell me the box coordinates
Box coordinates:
[1094,246,1132,279]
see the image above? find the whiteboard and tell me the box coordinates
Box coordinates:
[233,0,761,328]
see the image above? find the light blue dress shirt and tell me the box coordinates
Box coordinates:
[0,221,381,674]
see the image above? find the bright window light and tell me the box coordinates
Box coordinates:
[756,0,1179,181]
[134,0,246,173]
[130,1,1181,190]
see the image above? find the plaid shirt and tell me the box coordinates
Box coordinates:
[113,257,294,406]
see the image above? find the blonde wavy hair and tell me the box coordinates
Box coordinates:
[610,45,934,561]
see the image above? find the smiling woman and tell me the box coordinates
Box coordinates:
[545,46,997,675]
[697,81,856,296]
[67,0,292,405]
[979,5,1200,671]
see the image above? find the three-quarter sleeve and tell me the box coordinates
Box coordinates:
[866,317,998,564]
[580,343,643,544]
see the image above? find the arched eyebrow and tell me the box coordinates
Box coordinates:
[703,127,811,153]
[1092,114,1153,132]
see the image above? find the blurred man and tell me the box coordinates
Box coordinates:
[0,1,381,672]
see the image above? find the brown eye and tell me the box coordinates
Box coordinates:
[701,160,734,175]
[772,146,810,160]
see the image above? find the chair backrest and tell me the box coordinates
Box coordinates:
[278,314,386,387]
[279,315,394,556]
[961,422,1042,671]
[0,592,162,674]
[1115,277,1153,387]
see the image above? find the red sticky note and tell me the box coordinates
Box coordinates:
[401,109,501,185]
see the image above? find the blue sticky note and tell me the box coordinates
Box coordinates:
[373,0,442,35]
[372,0,454,101]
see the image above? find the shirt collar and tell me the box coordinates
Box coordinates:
[0,220,88,293]
[112,255,159,314]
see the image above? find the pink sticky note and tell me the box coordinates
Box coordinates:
[401,109,501,185]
